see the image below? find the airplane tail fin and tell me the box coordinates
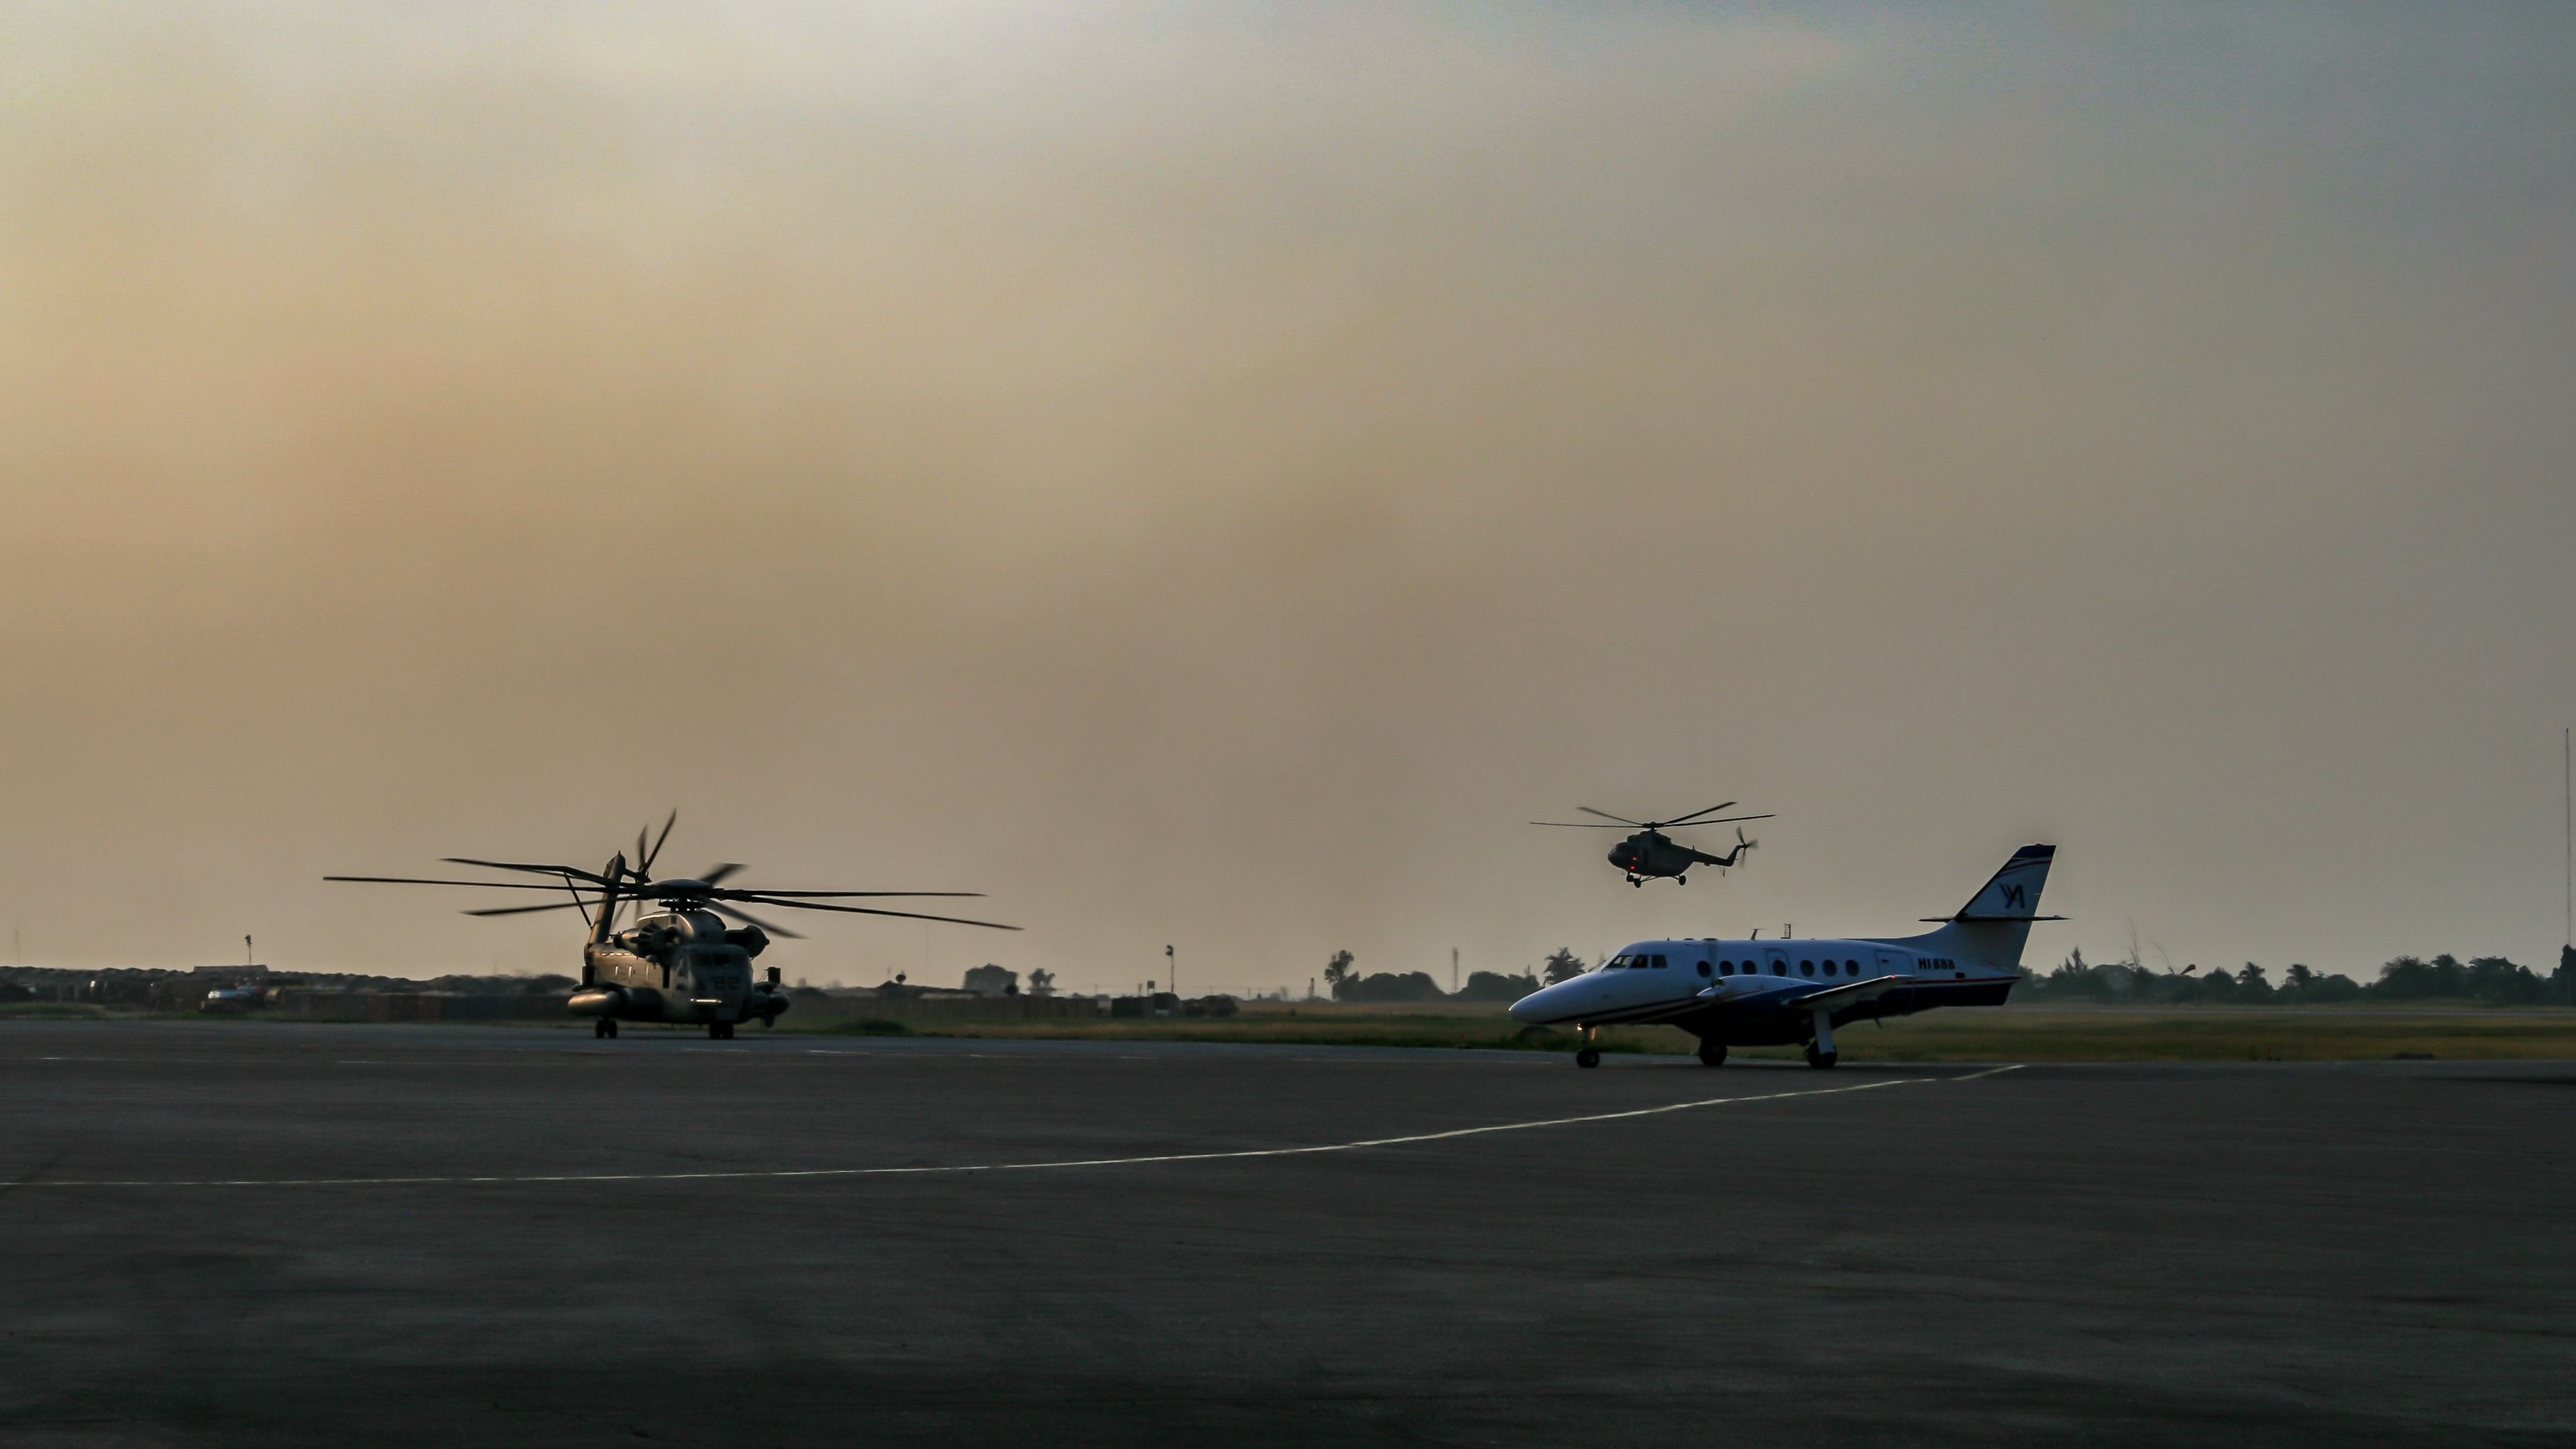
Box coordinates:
[1912,844,2060,970]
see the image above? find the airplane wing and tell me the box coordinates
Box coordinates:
[1698,973,1911,1013]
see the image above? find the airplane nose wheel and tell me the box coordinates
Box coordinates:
[1575,1025,1601,1069]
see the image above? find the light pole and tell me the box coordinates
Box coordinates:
[1166,943,1176,1000]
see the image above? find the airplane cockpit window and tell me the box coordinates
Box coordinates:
[1605,954,1629,970]
[1650,954,1668,969]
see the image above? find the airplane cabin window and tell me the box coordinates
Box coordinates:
[1799,961,1814,976]
[1717,961,1732,974]
[1771,962,1784,975]
[1697,961,1711,977]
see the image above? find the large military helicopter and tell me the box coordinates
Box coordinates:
[1530,801,1771,887]
[328,814,1017,1039]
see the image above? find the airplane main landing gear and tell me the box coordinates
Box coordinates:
[1805,1008,1837,1069]
[1697,1040,1727,1067]
[1804,1043,1838,1069]
[594,1018,618,1039]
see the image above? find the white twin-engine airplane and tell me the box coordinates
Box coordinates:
[1509,844,2060,1070]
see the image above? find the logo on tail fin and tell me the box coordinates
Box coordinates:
[1931,844,2063,923]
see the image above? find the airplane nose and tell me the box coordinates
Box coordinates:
[1509,987,1556,1023]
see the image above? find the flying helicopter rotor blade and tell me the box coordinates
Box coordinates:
[325,875,589,891]
[697,862,746,888]
[727,895,1022,931]
[1663,802,1740,827]
[463,899,594,917]
[1575,807,1645,826]
[709,888,987,899]
[1669,813,1774,829]
[1529,821,1630,829]
[709,902,804,940]
[441,858,612,885]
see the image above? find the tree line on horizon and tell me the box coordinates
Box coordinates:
[1312,943,2576,1008]
[2023,945,2576,1007]
[1319,947,1590,1004]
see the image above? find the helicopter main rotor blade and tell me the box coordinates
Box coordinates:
[697,862,746,888]
[463,899,594,917]
[325,875,589,891]
[1667,813,1774,829]
[1575,807,1644,826]
[728,894,1021,931]
[1663,802,1739,827]
[712,889,987,899]
[441,857,613,885]
[1529,821,1629,829]
[710,901,804,940]
[636,810,677,876]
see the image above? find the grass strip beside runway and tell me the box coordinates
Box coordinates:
[801,1003,2576,1061]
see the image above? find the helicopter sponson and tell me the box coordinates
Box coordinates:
[572,910,789,1035]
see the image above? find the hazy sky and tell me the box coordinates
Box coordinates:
[4,2,2573,991]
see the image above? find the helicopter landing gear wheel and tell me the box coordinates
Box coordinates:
[1630,877,1643,888]
[1805,1043,1838,1069]
[595,1018,618,1039]
[1676,873,1688,885]
[709,1021,734,1040]
[1697,1040,1727,1067]
[1575,1047,1602,1069]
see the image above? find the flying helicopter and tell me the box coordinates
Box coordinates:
[327,814,1018,1039]
[1530,801,1771,886]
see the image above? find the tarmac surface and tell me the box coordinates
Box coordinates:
[2,1021,2572,1447]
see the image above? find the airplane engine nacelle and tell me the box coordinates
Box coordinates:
[566,988,626,1018]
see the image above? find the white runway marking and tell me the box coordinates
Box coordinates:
[12,1076,1946,1191]
[1951,1064,2026,1082]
